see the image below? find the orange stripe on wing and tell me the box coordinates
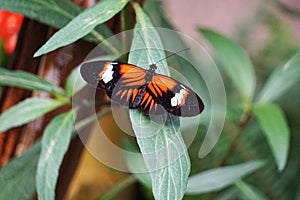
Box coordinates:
[124,80,146,87]
[152,77,168,93]
[145,95,152,108]
[126,89,133,102]
[122,76,143,83]
[148,83,158,97]
[119,64,145,76]
[120,90,127,99]
[152,82,163,96]
[152,74,179,95]
[149,99,155,110]
[115,90,122,96]
[131,89,139,103]
[141,92,149,105]
[119,64,137,74]
[155,74,178,89]
[120,66,146,87]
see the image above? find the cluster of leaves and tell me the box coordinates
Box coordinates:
[0,0,300,200]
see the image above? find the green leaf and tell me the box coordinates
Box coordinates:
[0,0,79,30]
[186,161,264,194]
[123,141,152,189]
[199,28,256,102]
[34,0,129,57]
[253,103,290,171]
[0,98,63,132]
[129,3,190,200]
[130,112,190,200]
[0,0,114,44]
[125,154,152,189]
[130,2,168,75]
[235,180,268,200]
[36,110,76,200]
[0,142,40,200]
[0,68,65,95]
[65,65,86,97]
[256,52,300,103]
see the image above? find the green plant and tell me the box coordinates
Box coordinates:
[0,0,300,200]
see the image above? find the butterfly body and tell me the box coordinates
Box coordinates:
[80,61,204,117]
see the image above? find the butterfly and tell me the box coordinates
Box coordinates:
[80,60,204,117]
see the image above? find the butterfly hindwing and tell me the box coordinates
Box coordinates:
[140,74,204,117]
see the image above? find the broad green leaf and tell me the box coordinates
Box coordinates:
[235,180,268,200]
[0,0,79,30]
[0,68,65,95]
[34,0,129,57]
[0,98,63,132]
[0,142,40,200]
[186,161,264,194]
[253,103,290,171]
[125,154,152,189]
[256,52,300,103]
[130,2,168,75]
[0,108,95,200]
[130,112,190,200]
[37,110,76,200]
[199,28,256,102]
[0,0,114,44]
[129,3,190,200]
[123,141,152,189]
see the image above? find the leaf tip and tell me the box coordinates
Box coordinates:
[33,50,42,58]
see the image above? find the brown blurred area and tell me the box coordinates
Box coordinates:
[0,0,138,199]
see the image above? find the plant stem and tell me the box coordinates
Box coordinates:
[218,111,252,166]
[97,175,136,200]
[91,30,120,55]
[73,109,111,135]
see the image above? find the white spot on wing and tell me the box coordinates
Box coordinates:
[171,89,187,107]
[102,64,114,83]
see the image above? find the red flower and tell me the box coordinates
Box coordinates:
[0,10,23,54]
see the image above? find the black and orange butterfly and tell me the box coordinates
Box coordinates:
[80,60,204,117]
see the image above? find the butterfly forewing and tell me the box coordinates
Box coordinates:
[110,63,147,106]
[81,61,145,98]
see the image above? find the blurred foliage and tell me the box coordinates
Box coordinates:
[144,0,300,199]
[0,0,300,200]
[242,5,300,200]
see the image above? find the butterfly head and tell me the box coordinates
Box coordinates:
[149,64,157,71]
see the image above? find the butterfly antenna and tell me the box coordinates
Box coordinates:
[155,48,190,65]
[136,30,156,64]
